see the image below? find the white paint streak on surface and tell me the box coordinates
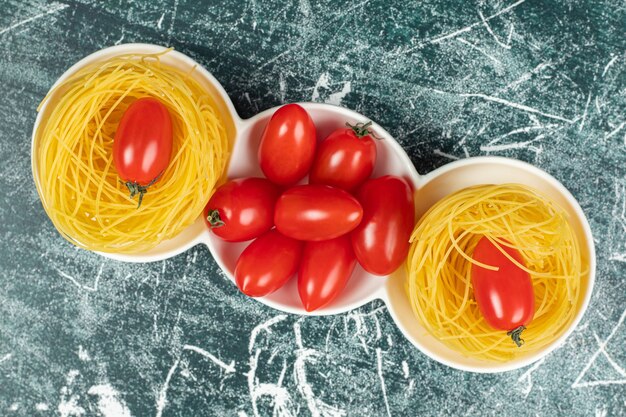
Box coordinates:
[609,179,626,262]
[434,149,459,160]
[256,50,292,72]
[88,384,132,417]
[56,263,101,292]
[77,345,91,361]
[58,370,85,417]
[609,253,626,262]
[345,310,370,352]
[605,121,625,139]
[183,344,236,373]
[591,332,626,377]
[293,320,345,417]
[155,358,180,417]
[0,353,11,364]
[478,8,511,49]
[373,314,382,340]
[312,72,331,102]
[157,13,165,29]
[579,92,592,132]
[326,81,352,105]
[249,315,288,353]
[457,37,501,64]
[602,56,618,77]
[517,357,547,398]
[457,128,472,147]
[481,134,544,153]
[595,96,603,115]
[114,31,125,45]
[572,308,626,388]
[248,349,295,417]
[460,93,575,123]
[279,73,287,102]
[500,62,553,93]
[506,23,514,44]
[376,348,391,417]
[401,0,526,52]
[35,403,49,411]
[294,348,322,417]
[0,3,68,36]
[246,315,297,416]
[167,0,180,43]
[486,124,555,146]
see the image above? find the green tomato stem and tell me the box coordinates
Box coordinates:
[345,121,381,140]
[121,171,163,208]
[507,325,526,347]
[206,209,225,228]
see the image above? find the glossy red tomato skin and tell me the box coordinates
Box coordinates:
[351,176,415,276]
[309,127,377,191]
[471,237,535,331]
[298,235,357,312]
[113,98,173,185]
[258,104,317,186]
[274,185,363,241]
[235,230,303,297]
[204,178,281,242]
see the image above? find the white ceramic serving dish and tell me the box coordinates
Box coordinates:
[32,44,596,373]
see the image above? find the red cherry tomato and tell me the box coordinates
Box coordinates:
[113,98,172,206]
[298,235,357,312]
[351,176,415,276]
[113,98,173,184]
[235,230,303,297]
[471,236,535,346]
[204,178,281,242]
[258,104,316,186]
[274,185,363,241]
[309,122,377,191]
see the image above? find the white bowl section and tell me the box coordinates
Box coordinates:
[32,44,596,373]
[385,157,596,373]
[207,103,421,316]
[31,43,238,263]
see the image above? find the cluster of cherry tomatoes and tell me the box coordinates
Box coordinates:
[204,104,415,312]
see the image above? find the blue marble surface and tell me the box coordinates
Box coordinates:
[0,0,625,416]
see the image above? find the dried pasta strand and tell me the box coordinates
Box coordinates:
[36,50,230,253]
[406,184,586,361]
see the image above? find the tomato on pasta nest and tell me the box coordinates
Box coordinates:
[35,51,230,253]
[406,184,585,361]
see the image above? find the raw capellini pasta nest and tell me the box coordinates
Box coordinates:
[406,184,586,361]
[35,50,230,253]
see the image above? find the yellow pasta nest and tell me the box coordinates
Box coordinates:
[406,184,585,361]
[35,50,230,253]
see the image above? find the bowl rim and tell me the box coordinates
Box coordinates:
[382,156,597,373]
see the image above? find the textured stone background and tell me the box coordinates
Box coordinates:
[0,0,625,416]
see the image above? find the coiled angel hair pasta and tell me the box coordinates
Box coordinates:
[35,50,230,253]
[406,184,585,361]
